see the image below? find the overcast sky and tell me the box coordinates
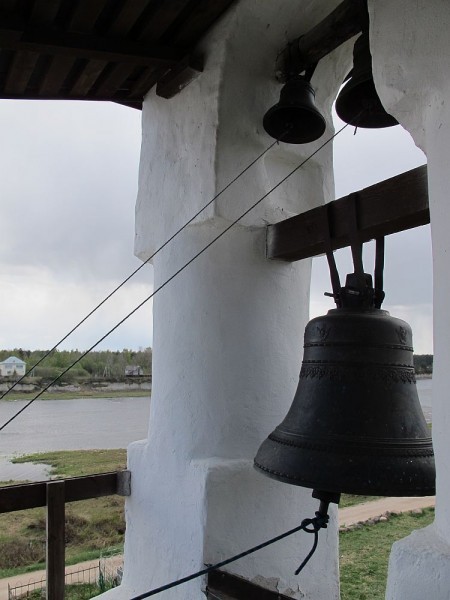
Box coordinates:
[0,99,431,353]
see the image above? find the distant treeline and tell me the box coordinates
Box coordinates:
[0,348,152,382]
[413,354,433,374]
[0,348,431,381]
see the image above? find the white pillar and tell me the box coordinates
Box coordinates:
[369,1,450,597]
[104,1,350,598]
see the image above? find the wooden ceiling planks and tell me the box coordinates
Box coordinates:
[166,0,235,46]
[69,58,108,98]
[0,0,237,107]
[134,0,194,42]
[66,0,110,34]
[39,54,76,96]
[91,0,170,103]
[29,0,61,26]
[105,0,150,37]
[31,0,86,98]
[4,49,38,94]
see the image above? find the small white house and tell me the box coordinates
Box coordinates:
[0,356,26,377]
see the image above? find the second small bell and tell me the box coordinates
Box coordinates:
[335,32,398,128]
[263,76,326,144]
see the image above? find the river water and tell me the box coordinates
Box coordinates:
[0,379,433,482]
[0,396,150,481]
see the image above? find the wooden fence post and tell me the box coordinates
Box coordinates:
[46,481,65,600]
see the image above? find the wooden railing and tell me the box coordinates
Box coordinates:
[0,471,131,600]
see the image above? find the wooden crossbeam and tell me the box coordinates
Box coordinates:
[0,471,131,513]
[276,0,368,81]
[266,166,429,262]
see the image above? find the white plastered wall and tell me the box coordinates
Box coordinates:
[369,1,450,597]
[101,1,353,598]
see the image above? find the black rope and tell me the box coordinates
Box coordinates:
[294,511,329,575]
[0,138,281,401]
[130,512,329,600]
[0,122,350,432]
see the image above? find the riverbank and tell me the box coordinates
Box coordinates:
[0,380,151,401]
[0,388,150,401]
[0,450,127,579]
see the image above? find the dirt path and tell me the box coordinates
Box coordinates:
[339,495,435,527]
[0,555,122,600]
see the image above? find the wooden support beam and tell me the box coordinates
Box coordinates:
[156,54,203,99]
[266,166,429,262]
[208,570,293,599]
[0,471,131,513]
[46,481,65,600]
[276,0,368,81]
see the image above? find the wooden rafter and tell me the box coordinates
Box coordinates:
[0,0,237,104]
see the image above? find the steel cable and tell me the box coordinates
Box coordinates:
[0,121,349,432]
[0,138,280,400]
[130,511,329,599]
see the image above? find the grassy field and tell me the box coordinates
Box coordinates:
[0,388,150,401]
[340,507,435,599]
[0,450,127,578]
[12,449,127,477]
[340,494,380,508]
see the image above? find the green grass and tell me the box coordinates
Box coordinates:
[24,579,117,599]
[12,449,127,477]
[0,449,127,578]
[340,507,435,599]
[340,494,381,508]
[1,389,150,401]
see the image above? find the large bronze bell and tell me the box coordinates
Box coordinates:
[263,76,326,144]
[335,32,398,128]
[255,268,435,498]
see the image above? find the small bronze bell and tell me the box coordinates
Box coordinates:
[255,239,435,498]
[335,32,398,128]
[263,76,326,144]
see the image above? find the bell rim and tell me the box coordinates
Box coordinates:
[335,76,399,128]
[263,103,326,144]
[254,459,436,497]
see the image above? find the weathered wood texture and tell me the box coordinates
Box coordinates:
[208,570,293,600]
[0,25,183,66]
[0,0,237,105]
[46,481,65,600]
[276,0,368,80]
[267,166,429,262]
[0,470,131,513]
